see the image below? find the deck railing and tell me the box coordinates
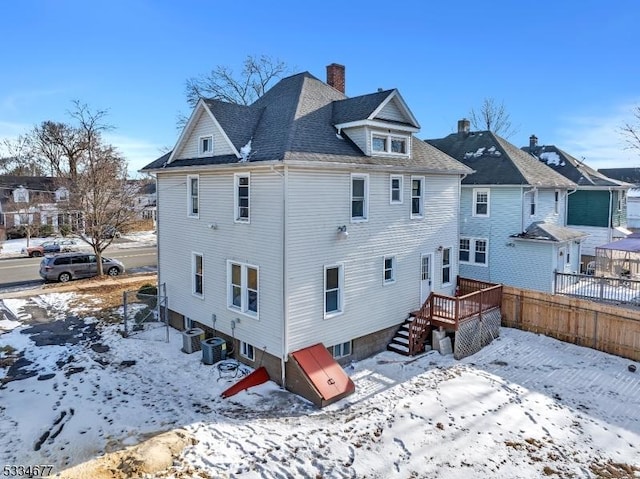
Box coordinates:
[554,271,640,307]
[408,277,503,355]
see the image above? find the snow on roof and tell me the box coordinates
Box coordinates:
[539,151,565,167]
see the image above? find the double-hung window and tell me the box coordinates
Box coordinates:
[199,135,213,155]
[390,175,403,204]
[411,176,424,218]
[554,190,560,215]
[351,174,368,221]
[235,173,250,222]
[473,188,489,217]
[192,253,204,296]
[324,264,343,318]
[228,261,259,317]
[529,190,537,216]
[383,256,396,284]
[460,238,488,266]
[441,247,451,285]
[187,175,199,217]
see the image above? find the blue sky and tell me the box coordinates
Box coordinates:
[1,0,639,176]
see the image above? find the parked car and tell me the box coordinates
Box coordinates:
[39,252,125,283]
[22,239,79,257]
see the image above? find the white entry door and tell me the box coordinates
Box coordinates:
[420,253,433,304]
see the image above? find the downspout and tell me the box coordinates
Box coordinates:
[458,173,467,283]
[271,164,288,388]
[607,187,613,243]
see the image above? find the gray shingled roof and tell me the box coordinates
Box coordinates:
[522,144,626,188]
[426,131,576,188]
[141,72,470,175]
[597,167,640,185]
[332,89,394,124]
[512,221,587,242]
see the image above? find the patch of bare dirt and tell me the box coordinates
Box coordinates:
[589,460,640,479]
[53,429,194,479]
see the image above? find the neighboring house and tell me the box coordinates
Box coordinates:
[597,168,640,230]
[130,180,157,226]
[427,120,585,293]
[522,137,632,263]
[141,65,472,397]
[0,175,79,239]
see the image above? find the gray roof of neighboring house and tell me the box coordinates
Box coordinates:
[597,167,640,185]
[512,221,587,242]
[522,144,627,188]
[0,175,58,191]
[142,72,470,174]
[425,131,576,188]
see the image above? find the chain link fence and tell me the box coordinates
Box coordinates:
[122,283,168,342]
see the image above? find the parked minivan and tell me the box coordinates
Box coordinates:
[39,253,125,283]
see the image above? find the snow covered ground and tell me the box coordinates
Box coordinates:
[1,291,639,478]
[0,231,157,258]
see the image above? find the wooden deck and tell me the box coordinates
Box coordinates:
[407,277,503,356]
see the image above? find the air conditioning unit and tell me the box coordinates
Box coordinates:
[202,337,227,365]
[181,328,204,354]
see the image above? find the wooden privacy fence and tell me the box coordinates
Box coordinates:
[502,285,640,362]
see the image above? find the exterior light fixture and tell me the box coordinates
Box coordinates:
[337,225,348,239]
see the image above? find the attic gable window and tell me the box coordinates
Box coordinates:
[371,132,409,156]
[199,135,213,155]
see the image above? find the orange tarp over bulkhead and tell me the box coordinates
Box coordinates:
[290,343,355,401]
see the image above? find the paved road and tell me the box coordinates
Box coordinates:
[0,246,157,291]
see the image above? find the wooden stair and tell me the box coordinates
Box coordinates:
[387,318,412,356]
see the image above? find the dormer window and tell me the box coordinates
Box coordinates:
[199,135,213,155]
[371,132,409,156]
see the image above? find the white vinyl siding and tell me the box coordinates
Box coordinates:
[174,109,235,158]
[374,98,406,122]
[390,175,403,204]
[187,175,199,217]
[156,169,283,357]
[285,168,461,351]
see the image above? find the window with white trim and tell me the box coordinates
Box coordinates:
[383,256,396,284]
[459,238,470,262]
[351,174,368,221]
[324,264,343,317]
[227,261,259,317]
[199,135,213,155]
[411,176,424,218]
[442,247,452,285]
[240,341,255,361]
[235,173,250,222]
[554,190,560,215]
[390,175,403,204]
[330,341,352,359]
[529,190,537,216]
[473,188,489,217]
[460,237,488,266]
[371,132,409,156]
[187,175,199,217]
[192,253,204,296]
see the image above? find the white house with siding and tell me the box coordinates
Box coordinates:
[142,65,472,393]
[427,121,585,293]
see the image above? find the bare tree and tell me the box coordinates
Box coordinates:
[469,98,518,139]
[621,105,640,153]
[180,55,287,126]
[0,135,45,176]
[62,102,138,275]
[31,120,87,181]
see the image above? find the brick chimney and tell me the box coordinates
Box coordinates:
[326,63,345,93]
[458,118,470,136]
[529,134,538,149]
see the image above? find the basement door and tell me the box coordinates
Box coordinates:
[420,253,433,304]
